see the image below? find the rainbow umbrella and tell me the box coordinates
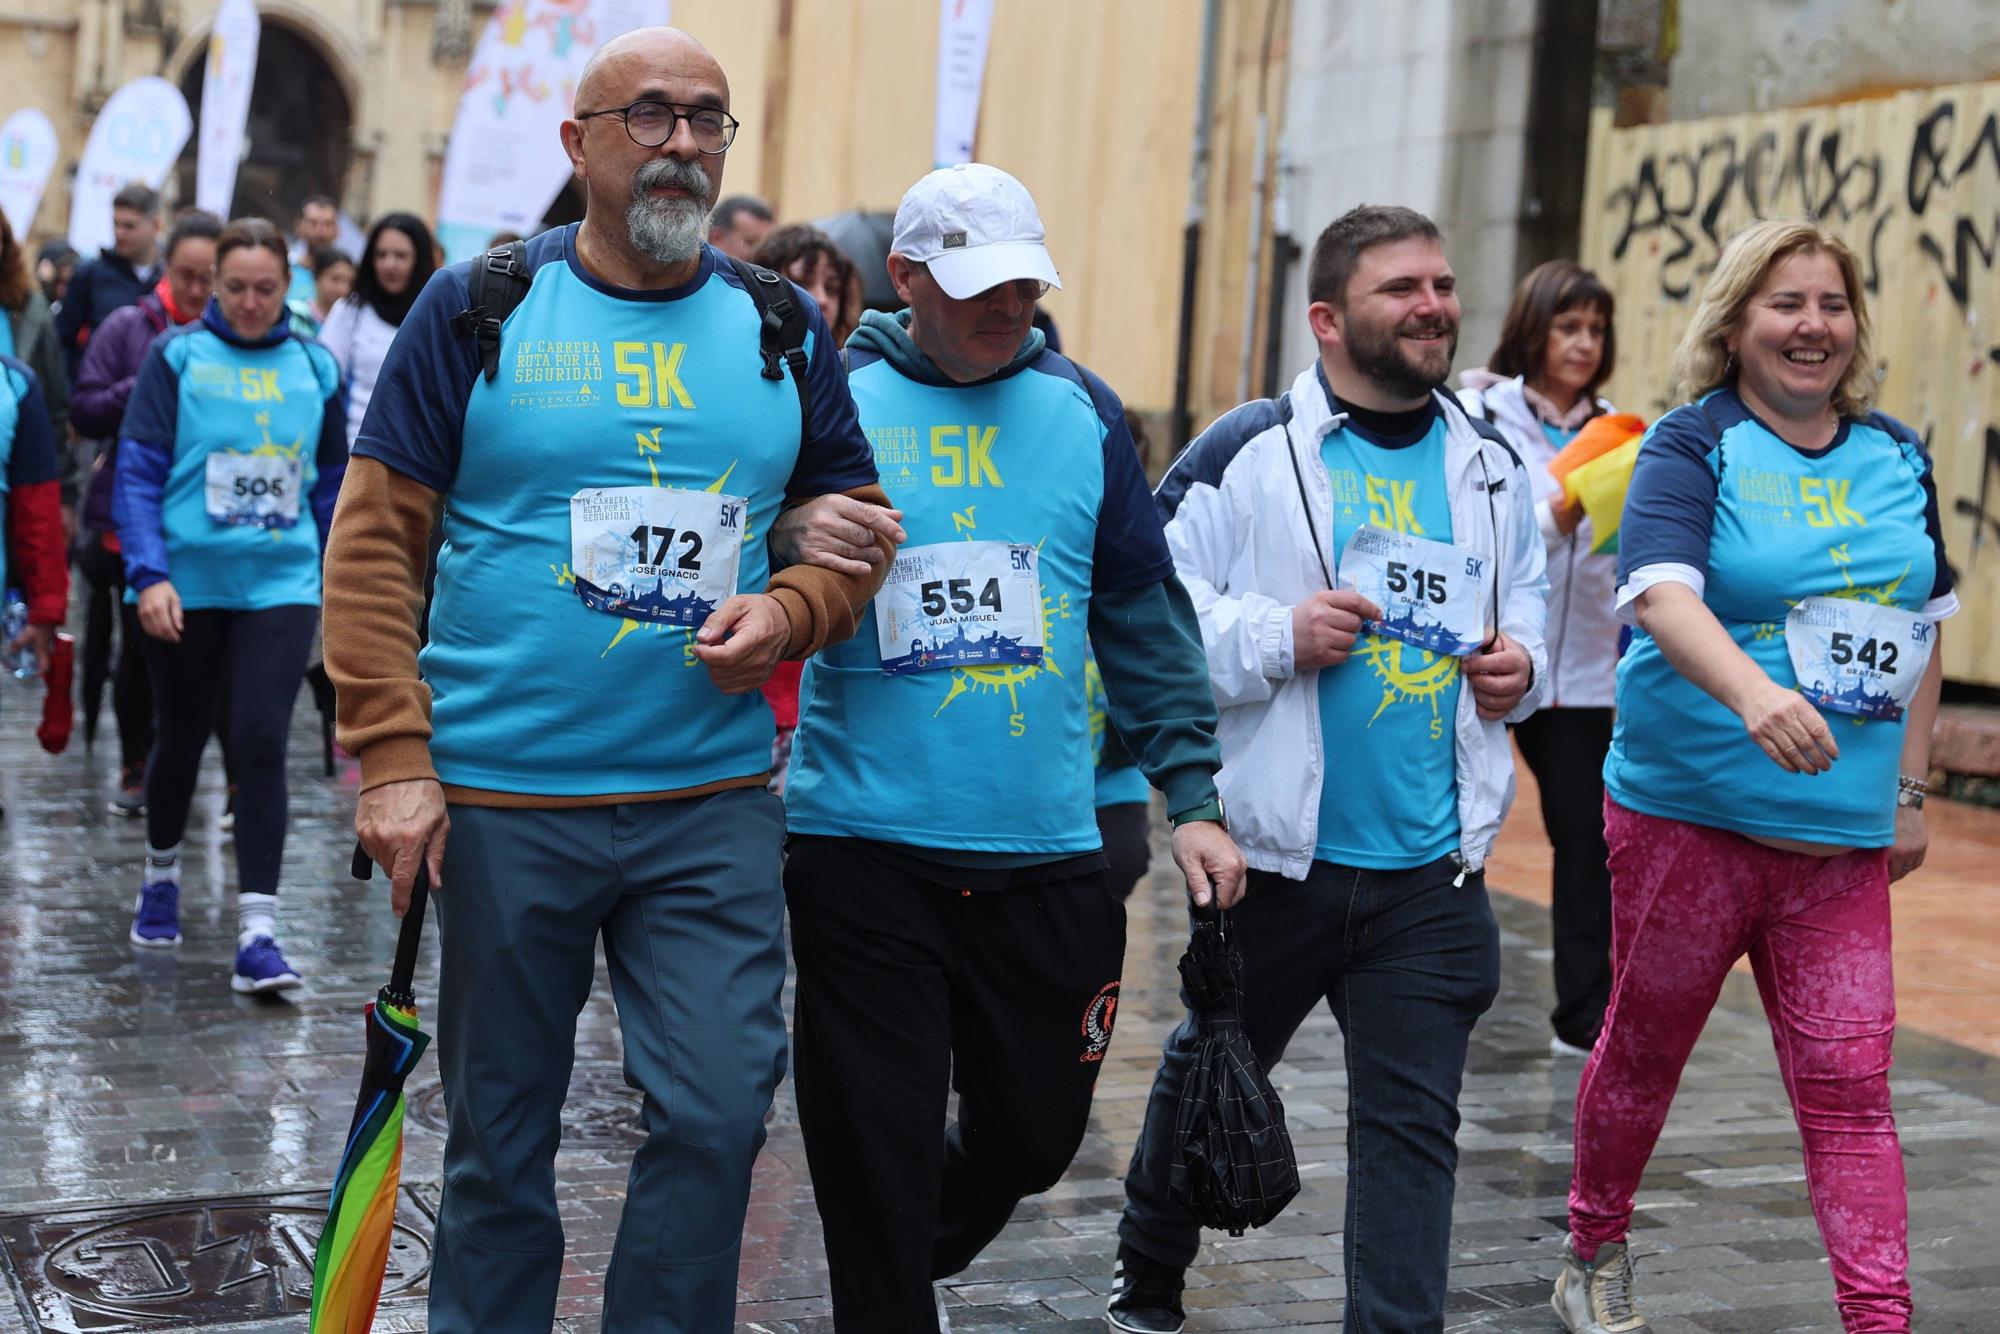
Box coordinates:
[310,846,434,1334]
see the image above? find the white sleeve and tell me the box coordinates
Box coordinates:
[1616,562,1707,625]
[317,300,357,373]
[1164,476,1297,709]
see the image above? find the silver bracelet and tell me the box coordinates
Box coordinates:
[1897,773,1930,795]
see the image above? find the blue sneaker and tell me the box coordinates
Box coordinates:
[231,935,302,994]
[130,881,182,947]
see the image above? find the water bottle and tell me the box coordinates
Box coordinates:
[3,589,34,680]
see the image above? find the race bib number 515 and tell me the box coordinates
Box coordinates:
[1787,596,1934,721]
[875,540,1044,675]
[1338,524,1489,657]
[569,485,746,627]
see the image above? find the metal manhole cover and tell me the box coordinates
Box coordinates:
[407,1060,644,1148]
[0,1188,434,1333]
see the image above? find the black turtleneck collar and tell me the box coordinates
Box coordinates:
[1317,363,1440,448]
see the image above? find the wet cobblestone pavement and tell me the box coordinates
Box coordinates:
[3,694,1997,1332]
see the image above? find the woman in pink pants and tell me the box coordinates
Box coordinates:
[1553,219,1956,1334]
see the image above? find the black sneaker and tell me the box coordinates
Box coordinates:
[1106,1243,1185,1333]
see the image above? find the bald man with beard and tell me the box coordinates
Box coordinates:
[321,27,892,1331]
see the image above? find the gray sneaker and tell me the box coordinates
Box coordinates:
[1552,1235,1649,1332]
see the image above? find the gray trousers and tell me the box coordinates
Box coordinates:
[426,788,789,1333]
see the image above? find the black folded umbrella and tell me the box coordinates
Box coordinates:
[1168,906,1300,1235]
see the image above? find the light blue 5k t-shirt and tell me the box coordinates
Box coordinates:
[1315,406,1462,869]
[352,227,879,797]
[784,318,1172,853]
[1606,390,1955,846]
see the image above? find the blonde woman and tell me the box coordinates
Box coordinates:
[1552,220,1953,1333]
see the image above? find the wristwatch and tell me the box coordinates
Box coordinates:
[1896,773,1928,810]
[1169,796,1228,830]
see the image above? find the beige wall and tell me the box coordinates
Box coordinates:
[1581,89,2000,686]
[2,1,1294,427]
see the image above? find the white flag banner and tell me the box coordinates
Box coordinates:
[67,77,193,256]
[195,0,262,216]
[933,0,995,167]
[436,0,667,264]
[0,109,60,238]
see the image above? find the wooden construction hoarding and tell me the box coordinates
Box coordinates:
[1582,88,2000,685]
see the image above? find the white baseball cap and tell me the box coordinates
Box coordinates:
[891,163,1063,301]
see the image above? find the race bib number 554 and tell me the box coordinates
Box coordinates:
[569,485,746,627]
[875,540,1044,675]
[1338,524,1489,657]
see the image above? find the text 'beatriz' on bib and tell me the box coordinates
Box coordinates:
[568,485,746,627]
[874,539,1044,676]
[1787,595,1935,721]
[1338,523,1489,658]
[204,451,301,529]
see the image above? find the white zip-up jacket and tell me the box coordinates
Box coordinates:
[1458,373,1620,708]
[1157,365,1550,879]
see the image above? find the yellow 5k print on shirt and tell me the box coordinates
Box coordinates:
[347,227,879,797]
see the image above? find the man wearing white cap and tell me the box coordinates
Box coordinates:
[779,162,1246,1331]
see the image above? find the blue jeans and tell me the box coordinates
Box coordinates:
[426,789,789,1334]
[1118,855,1500,1333]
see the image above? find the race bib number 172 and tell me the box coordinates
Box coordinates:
[569,485,747,627]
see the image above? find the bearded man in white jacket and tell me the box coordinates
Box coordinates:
[1106,205,1549,1334]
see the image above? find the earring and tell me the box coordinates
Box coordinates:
[1724,350,1737,376]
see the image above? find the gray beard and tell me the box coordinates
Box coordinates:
[626,160,714,264]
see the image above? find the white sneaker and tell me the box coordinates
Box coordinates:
[1550,1033,1596,1059]
[1552,1234,1648,1332]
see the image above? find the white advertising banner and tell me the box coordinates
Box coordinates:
[195,0,263,216]
[0,109,60,238]
[933,0,995,167]
[67,77,193,256]
[436,0,667,264]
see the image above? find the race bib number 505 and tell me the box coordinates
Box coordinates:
[204,451,301,529]
[569,485,746,627]
[1338,524,1489,657]
[1787,596,1934,721]
[875,540,1044,675]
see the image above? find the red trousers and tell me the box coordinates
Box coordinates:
[1569,798,1909,1332]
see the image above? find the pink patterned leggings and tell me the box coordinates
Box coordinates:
[1569,799,1909,1333]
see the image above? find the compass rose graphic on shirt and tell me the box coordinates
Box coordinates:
[930,505,1066,738]
[547,422,749,660]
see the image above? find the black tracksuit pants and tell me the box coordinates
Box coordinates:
[1512,705,1614,1048]
[784,836,1127,1332]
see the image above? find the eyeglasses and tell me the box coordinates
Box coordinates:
[915,263,1049,302]
[574,100,739,154]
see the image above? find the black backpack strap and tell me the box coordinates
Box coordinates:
[726,256,813,444]
[448,241,530,382]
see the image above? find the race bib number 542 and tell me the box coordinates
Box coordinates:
[1337,524,1489,657]
[569,485,746,627]
[1787,596,1934,721]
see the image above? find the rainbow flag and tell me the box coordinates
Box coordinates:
[1552,413,1647,555]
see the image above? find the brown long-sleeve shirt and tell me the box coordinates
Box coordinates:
[323,456,892,806]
